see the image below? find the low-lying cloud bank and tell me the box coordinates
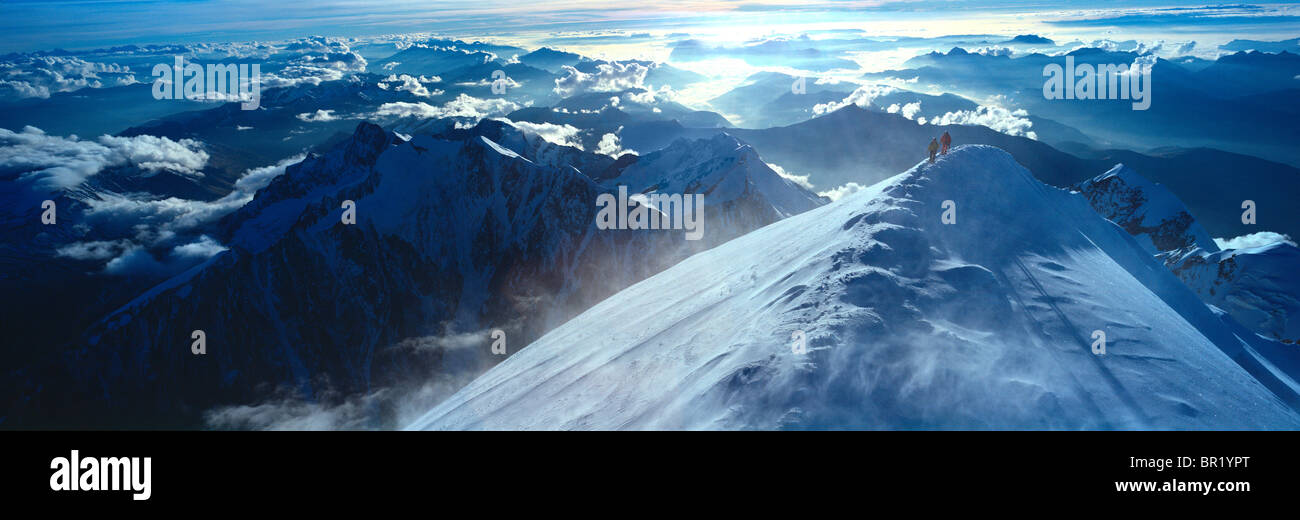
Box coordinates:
[1,126,208,189]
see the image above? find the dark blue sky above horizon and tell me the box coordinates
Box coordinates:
[3,1,1298,54]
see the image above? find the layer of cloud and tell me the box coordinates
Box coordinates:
[54,239,135,261]
[290,50,367,72]
[374,94,520,123]
[0,126,208,189]
[103,235,227,277]
[0,55,135,100]
[81,153,302,234]
[260,65,345,89]
[1,127,299,279]
[61,154,302,277]
[1214,231,1296,250]
[282,36,367,72]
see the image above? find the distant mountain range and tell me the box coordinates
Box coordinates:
[5,37,1299,431]
[614,105,1300,242]
[863,47,1300,167]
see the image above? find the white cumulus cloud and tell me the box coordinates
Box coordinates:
[506,120,584,150]
[554,62,649,97]
[927,105,1036,139]
[383,74,443,97]
[374,94,521,124]
[296,109,338,122]
[818,182,866,202]
[814,84,896,115]
[595,131,635,157]
[1214,232,1296,250]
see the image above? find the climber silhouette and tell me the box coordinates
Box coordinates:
[928,138,939,164]
[941,131,952,155]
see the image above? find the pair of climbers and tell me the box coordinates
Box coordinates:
[927,131,952,164]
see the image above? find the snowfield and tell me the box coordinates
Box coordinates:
[408,145,1300,430]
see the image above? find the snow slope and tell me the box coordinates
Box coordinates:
[1167,243,1300,342]
[1076,163,1300,343]
[607,133,825,220]
[42,121,823,427]
[408,145,1300,430]
[600,133,827,245]
[1074,164,1219,255]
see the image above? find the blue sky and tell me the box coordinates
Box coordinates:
[3,1,1299,54]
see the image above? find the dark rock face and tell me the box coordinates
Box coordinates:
[1074,166,1214,255]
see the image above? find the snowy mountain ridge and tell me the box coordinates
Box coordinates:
[1166,242,1300,343]
[409,145,1300,430]
[1075,162,1300,343]
[1074,164,1219,255]
[607,133,826,219]
[26,120,823,427]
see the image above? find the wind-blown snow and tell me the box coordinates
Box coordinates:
[408,145,1300,430]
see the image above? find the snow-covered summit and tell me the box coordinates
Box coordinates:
[61,120,824,426]
[408,145,1300,430]
[1075,162,1300,342]
[1074,164,1219,255]
[1167,241,1300,342]
[608,133,825,219]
